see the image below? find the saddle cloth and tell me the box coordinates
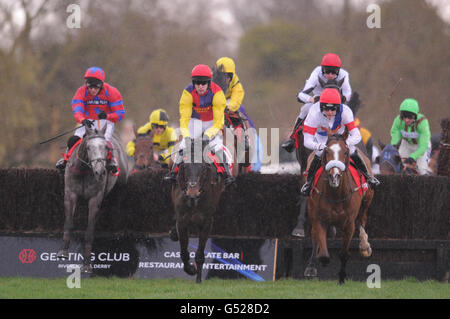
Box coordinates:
[313,160,368,196]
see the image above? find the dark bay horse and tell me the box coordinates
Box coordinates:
[304,133,374,284]
[57,124,128,273]
[131,128,159,172]
[377,142,417,175]
[171,138,225,283]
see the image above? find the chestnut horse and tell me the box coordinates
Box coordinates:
[171,138,225,283]
[304,133,374,284]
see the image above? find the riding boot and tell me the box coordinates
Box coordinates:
[281,117,304,153]
[223,162,235,186]
[350,151,380,188]
[106,141,118,174]
[300,155,321,196]
[56,148,68,172]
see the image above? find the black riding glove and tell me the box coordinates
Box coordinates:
[98,110,107,120]
[82,119,93,128]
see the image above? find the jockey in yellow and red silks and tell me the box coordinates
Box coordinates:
[164,64,235,186]
[55,66,125,174]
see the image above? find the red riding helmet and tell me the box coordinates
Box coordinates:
[191,64,212,79]
[320,88,341,113]
[321,53,342,68]
[84,67,105,82]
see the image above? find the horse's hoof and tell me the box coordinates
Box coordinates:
[360,246,372,258]
[184,262,196,276]
[291,228,305,238]
[57,250,69,260]
[304,266,317,278]
[319,256,330,266]
[81,264,93,274]
[196,277,202,284]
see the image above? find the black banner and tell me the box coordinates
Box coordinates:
[1,235,276,281]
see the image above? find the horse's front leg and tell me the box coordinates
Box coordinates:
[82,192,104,273]
[304,238,318,278]
[178,221,196,276]
[195,216,213,284]
[58,191,77,259]
[338,221,355,284]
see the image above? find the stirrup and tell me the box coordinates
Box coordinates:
[281,139,295,153]
[367,176,380,187]
[300,182,312,196]
[56,158,66,171]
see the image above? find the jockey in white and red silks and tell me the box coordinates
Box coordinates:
[300,88,380,196]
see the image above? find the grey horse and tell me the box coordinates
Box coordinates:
[57,124,128,273]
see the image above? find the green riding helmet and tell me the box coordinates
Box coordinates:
[399,98,419,119]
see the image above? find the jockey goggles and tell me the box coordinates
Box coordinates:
[322,66,339,75]
[152,123,166,129]
[320,103,339,112]
[193,79,210,86]
[400,111,417,120]
[86,78,103,89]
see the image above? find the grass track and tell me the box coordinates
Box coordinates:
[0,277,448,299]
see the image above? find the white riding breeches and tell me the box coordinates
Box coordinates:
[179,118,232,165]
[398,139,432,175]
[74,119,115,141]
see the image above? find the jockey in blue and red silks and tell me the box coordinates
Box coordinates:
[55,66,125,174]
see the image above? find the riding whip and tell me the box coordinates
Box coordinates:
[39,120,93,145]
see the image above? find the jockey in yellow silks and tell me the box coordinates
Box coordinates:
[164,64,235,185]
[126,109,177,167]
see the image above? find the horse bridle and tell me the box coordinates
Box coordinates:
[77,135,108,169]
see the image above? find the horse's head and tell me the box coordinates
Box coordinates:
[176,139,214,207]
[323,133,349,188]
[212,64,229,94]
[378,143,403,175]
[133,127,156,171]
[81,125,109,181]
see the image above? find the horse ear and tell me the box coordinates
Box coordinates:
[342,126,349,141]
[394,155,402,165]
[374,155,380,164]
[133,124,138,137]
[378,140,385,150]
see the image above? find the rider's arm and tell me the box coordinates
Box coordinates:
[390,116,403,145]
[227,74,245,113]
[126,140,136,157]
[204,90,226,139]
[340,70,352,103]
[159,127,177,165]
[410,116,431,160]
[179,89,194,138]
[297,68,319,104]
[302,111,320,151]
[72,86,87,123]
[106,85,125,123]
[342,105,361,147]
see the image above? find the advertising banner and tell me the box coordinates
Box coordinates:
[1,235,277,281]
